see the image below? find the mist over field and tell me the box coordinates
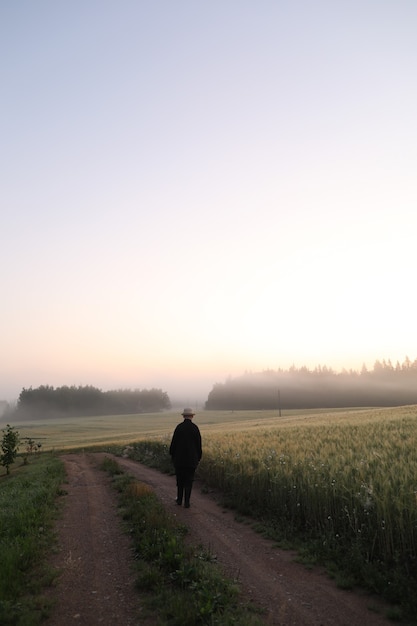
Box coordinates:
[2,356,417,422]
[206,359,417,410]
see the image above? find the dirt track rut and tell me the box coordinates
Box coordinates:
[46,453,392,625]
[115,455,391,626]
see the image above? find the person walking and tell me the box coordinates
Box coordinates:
[169,408,202,508]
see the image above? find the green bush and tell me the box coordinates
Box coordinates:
[1,425,20,475]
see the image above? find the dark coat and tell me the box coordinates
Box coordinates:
[169,419,202,469]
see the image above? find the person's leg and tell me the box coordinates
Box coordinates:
[184,468,196,508]
[176,469,184,505]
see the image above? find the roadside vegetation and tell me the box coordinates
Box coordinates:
[0,453,66,625]
[101,456,264,625]
[1,424,20,475]
[127,407,417,623]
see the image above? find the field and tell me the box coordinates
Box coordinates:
[0,405,396,451]
[2,405,417,618]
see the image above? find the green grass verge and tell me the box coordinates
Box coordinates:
[0,453,66,625]
[101,457,265,626]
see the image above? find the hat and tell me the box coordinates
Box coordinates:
[182,408,195,417]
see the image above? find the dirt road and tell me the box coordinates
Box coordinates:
[46,453,392,625]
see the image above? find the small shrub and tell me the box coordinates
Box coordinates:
[1,425,20,475]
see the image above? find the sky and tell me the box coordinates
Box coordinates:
[1,1,417,403]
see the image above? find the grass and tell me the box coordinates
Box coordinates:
[0,453,66,625]
[101,456,265,625]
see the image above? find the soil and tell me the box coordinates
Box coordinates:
[45,452,394,625]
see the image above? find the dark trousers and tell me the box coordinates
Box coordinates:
[175,467,196,505]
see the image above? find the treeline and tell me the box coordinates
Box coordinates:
[205,357,417,410]
[11,385,171,420]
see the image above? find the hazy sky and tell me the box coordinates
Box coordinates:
[2,1,417,402]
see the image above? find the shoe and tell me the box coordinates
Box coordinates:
[175,498,182,506]
[184,502,190,508]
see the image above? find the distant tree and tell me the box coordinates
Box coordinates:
[373,360,383,373]
[403,356,412,370]
[13,384,171,419]
[1,424,20,474]
[22,437,37,465]
[205,358,417,410]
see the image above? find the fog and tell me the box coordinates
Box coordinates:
[206,360,417,410]
[3,356,417,414]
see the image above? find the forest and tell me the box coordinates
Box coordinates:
[205,357,417,410]
[9,385,171,420]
